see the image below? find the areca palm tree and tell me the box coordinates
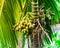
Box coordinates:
[0,0,60,48]
[17,0,60,48]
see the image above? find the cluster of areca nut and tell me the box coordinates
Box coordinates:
[13,3,53,39]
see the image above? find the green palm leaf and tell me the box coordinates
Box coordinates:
[0,0,19,48]
[0,0,4,16]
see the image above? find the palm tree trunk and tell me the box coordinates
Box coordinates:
[31,0,41,48]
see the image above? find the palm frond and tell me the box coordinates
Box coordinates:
[0,0,4,16]
[0,0,19,48]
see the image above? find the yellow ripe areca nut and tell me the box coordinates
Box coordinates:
[20,24,23,28]
[24,29,27,33]
[16,23,19,27]
[18,25,21,30]
[16,22,19,25]
[26,26,28,29]
[25,20,28,23]
[18,25,20,28]
[13,23,19,28]
[29,20,32,23]
[20,22,23,25]
[15,27,19,31]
